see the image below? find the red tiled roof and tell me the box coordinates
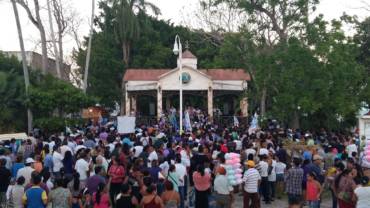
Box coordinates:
[123,69,170,81]
[182,50,196,59]
[123,68,250,81]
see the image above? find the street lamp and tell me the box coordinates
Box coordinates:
[173,35,183,133]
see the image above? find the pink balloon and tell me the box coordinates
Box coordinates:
[367,155,370,161]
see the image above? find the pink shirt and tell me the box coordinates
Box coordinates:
[93,193,110,208]
[193,172,211,191]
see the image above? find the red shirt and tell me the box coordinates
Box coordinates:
[108,165,125,184]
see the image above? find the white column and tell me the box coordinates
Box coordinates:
[125,90,130,116]
[131,95,137,115]
[240,97,248,117]
[208,86,213,120]
[157,86,162,120]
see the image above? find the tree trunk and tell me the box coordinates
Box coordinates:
[122,42,130,67]
[83,0,95,93]
[292,110,300,129]
[33,0,48,75]
[47,0,61,79]
[11,0,33,133]
[260,86,267,117]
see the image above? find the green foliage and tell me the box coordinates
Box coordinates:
[0,53,27,133]
[34,117,85,134]
[28,75,96,117]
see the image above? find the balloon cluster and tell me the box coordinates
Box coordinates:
[224,153,243,186]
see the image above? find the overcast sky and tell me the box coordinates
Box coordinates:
[0,0,368,59]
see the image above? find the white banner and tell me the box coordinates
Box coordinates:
[117,116,136,134]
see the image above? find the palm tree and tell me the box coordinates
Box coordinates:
[11,0,33,133]
[111,0,160,66]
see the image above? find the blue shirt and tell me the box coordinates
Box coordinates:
[44,154,53,172]
[23,186,47,208]
[12,163,24,178]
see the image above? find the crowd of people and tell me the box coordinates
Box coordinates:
[0,111,370,208]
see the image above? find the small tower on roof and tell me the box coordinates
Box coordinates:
[177,41,198,69]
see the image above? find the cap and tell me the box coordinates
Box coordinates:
[313,154,323,161]
[246,160,255,167]
[25,158,35,164]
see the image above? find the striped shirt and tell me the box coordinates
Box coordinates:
[243,168,261,193]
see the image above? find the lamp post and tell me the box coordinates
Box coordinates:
[173,35,183,133]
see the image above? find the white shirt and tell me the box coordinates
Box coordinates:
[259,161,268,177]
[60,145,73,157]
[214,174,233,194]
[16,166,34,186]
[243,168,261,193]
[245,148,256,158]
[52,151,64,172]
[75,158,89,180]
[275,162,286,174]
[180,150,190,167]
[132,146,143,158]
[268,160,276,182]
[347,144,358,158]
[140,137,150,147]
[148,151,158,167]
[235,140,242,151]
[175,163,187,186]
[355,186,370,208]
[259,148,269,156]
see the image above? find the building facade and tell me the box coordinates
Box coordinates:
[123,50,250,121]
[3,51,70,82]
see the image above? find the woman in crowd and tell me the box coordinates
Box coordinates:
[92,183,110,208]
[193,164,211,208]
[334,169,357,208]
[161,180,180,208]
[140,184,164,208]
[108,157,125,206]
[49,178,72,208]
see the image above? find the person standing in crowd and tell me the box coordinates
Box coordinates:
[243,160,261,208]
[275,156,286,199]
[22,174,48,208]
[161,180,180,208]
[334,169,357,208]
[75,150,91,190]
[108,157,125,206]
[0,158,11,205]
[174,155,187,208]
[167,164,180,192]
[87,166,106,194]
[268,155,277,201]
[214,166,233,208]
[193,164,211,208]
[11,155,24,179]
[49,178,72,208]
[285,158,304,208]
[116,183,138,208]
[354,176,370,207]
[8,176,25,208]
[17,158,34,186]
[259,154,270,204]
[306,172,322,208]
[92,183,110,208]
[140,184,164,208]
[52,146,64,178]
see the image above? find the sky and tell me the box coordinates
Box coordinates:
[0,0,368,60]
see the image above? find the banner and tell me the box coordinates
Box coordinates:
[117,116,136,134]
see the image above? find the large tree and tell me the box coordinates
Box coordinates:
[16,0,48,75]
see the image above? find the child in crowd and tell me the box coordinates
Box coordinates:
[306,172,322,208]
